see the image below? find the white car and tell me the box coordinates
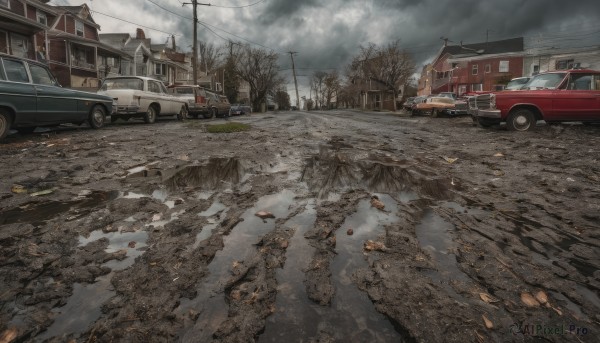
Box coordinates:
[98,76,187,123]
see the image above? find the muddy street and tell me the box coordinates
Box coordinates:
[1,110,599,342]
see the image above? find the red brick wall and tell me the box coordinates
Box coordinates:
[84,23,98,40]
[26,4,36,20]
[65,16,75,35]
[8,0,25,16]
[56,16,66,32]
[49,39,67,64]
[49,63,70,87]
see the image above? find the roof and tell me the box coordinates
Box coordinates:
[56,4,98,26]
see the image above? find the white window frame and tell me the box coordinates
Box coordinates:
[155,63,165,75]
[499,61,509,73]
[471,83,483,92]
[36,10,47,26]
[485,64,491,73]
[0,0,10,9]
[75,20,84,37]
[472,64,478,75]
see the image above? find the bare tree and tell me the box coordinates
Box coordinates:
[198,41,222,74]
[235,45,283,111]
[323,71,341,109]
[311,71,327,109]
[348,40,415,110]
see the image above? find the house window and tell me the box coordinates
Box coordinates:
[556,59,574,70]
[451,63,458,68]
[533,65,540,75]
[155,63,165,75]
[494,85,505,91]
[75,20,84,37]
[36,10,47,26]
[499,61,509,73]
[71,44,95,69]
[485,64,491,73]
[458,85,467,95]
[0,0,9,9]
[471,83,483,92]
[472,64,478,75]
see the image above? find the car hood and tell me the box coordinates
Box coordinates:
[55,87,113,102]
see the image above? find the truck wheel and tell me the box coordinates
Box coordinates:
[177,105,188,121]
[89,105,106,129]
[0,110,12,140]
[144,105,158,124]
[477,117,494,128]
[507,109,535,131]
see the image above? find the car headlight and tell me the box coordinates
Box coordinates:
[490,94,496,109]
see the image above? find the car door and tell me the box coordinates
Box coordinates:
[552,73,599,121]
[0,58,37,125]
[158,81,178,114]
[28,63,79,123]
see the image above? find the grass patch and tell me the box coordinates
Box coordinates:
[206,122,251,133]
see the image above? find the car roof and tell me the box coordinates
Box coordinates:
[104,76,158,82]
[539,69,599,75]
[0,52,48,68]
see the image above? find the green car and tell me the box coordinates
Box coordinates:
[0,53,115,140]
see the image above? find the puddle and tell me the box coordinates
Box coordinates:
[164,157,244,191]
[301,149,420,198]
[317,194,403,342]
[0,190,119,225]
[198,201,226,217]
[121,189,175,209]
[415,208,472,298]
[38,227,149,340]
[36,274,114,341]
[177,190,296,341]
[260,201,318,341]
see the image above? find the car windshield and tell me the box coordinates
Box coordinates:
[175,88,194,95]
[100,78,143,91]
[506,78,529,90]
[522,73,566,90]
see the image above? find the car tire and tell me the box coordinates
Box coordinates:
[177,105,187,121]
[191,114,199,119]
[507,109,535,131]
[432,109,439,118]
[0,110,13,140]
[89,105,106,129]
[477,117,495,128]
[145,105,158,124]
[202,111,213,119]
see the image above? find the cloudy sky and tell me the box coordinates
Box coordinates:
[54,0,600,103]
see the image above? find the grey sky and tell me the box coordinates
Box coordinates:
[58,0,600,102]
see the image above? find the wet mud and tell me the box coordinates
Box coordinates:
[0,112,599,342]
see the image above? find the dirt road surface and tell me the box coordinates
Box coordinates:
[1,110,598,342]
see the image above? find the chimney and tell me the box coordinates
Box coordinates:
[171,35,176,50]
[136,28,145,40]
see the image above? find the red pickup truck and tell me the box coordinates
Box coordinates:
[469,69,600,131]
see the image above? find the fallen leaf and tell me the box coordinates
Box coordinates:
[475,330,485,343]
[520,292,540,307]
[46,144,55,147]
[1,327,18,343]
[11,185,27,194]
[255,211,275,219]
[493,152,504,157]
[492,170,505,177]
[177,155,190,161]
[534,290,548,305]
[30,189,54,197]
[347,228,354,235]
[550,305,562,316]
[370,197,385,210]
[482,314,494,329]
[364,240,386,252]
[152,214,162,222]
[479,293,500,303]
[280,240,289,249]
[128,241,136,248]
[442,156,458,164]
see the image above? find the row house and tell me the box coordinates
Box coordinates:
[0,1,131,90]
[100,29,191,85]
[419,37,525,96]
[524,47,600,76]
[347,77,401,111]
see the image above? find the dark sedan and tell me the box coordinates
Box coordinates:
[229,103,252,116]
[0,54,115,140]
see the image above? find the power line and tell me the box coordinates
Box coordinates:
[209,0,268,9]
[90,9,181,36]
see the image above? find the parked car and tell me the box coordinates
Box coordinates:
[0,53,115,140]
[98,76,187,123]
[469,69,600,131]
[402,97,416,111]
[229,103,252,116]
[505,77,530,90]
[410,96,428,115]
[167,84,212,119]
[206,94,231,118]
[413,96,460,117]
[438,92,458,100]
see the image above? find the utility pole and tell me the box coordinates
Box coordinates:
[288,51,300,109]
[183,1,210,85]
